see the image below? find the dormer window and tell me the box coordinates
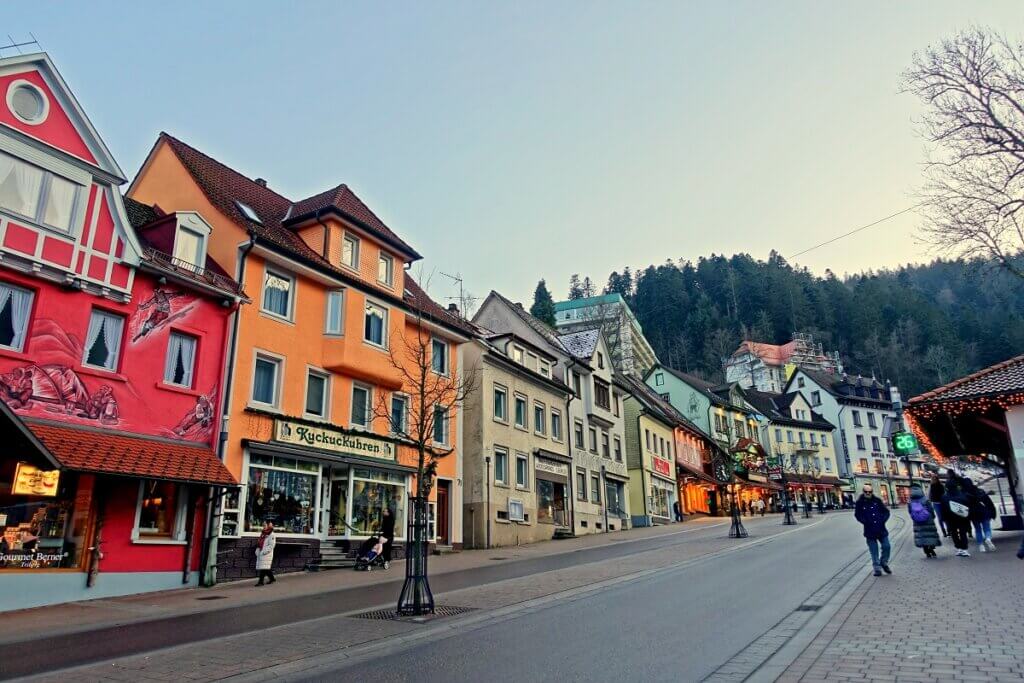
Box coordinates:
[378,252,394,286]
[511,345,525,364]
[0,151,81,233]
[170,213,212,269]
[342,234,360,270]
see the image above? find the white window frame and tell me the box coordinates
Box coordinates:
[82,308,125,372]
[131,480,187,544]
[494,447,509,485]
[550,408,563,442]
[0,281,34,352]
[390,393,409,436]
[378,252,394,286]
[614,436,623,462]
[508,498,525,522]
[514,393,528,430]
[363,298,389,349]
[538,359,551,378]
[171,214,211,268]
[493,384,508,423]
[431,337,449,376]
[533,401,546,436]
[163,330,198,388]
[433,405,449,446]
[342,233,360,270]
[303,367,331,420]
[0,149,84,235]
[324,289,344,336]
[250,350,284,410]
[515,452,529,490]
[351,382,373,430]
[512,345,525,364]
[589,426,598,453]
[261,267,296,322]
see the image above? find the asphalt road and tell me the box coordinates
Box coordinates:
[301,513,875,682]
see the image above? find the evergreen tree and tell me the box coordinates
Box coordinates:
[568,274,584,300]
[530,279,557,326]
[582,276,596,298]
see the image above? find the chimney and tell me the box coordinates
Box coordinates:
[515,302,524,309]
[448,303,460,315]
[255,178,267,188]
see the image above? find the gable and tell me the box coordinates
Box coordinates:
[0,54,124,180]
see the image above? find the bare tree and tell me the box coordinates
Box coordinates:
[902,28,1024,278]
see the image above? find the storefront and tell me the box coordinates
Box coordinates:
[603,471,629,531]
[676,461,719,515]
[648,455,676,523]
[534,451,570,529]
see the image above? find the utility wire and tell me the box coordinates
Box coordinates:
[787,205,921,259]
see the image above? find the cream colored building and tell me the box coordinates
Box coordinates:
[462,333,573,548]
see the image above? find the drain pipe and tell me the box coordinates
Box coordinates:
[564,359,579,532]
[637,412,650,526]
[485,455,491,549]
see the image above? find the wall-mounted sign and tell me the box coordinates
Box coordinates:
[274,420,396,461]
[892,431,919,457]
[12,463,60,496]
[652,457,672,477]
[535,459,569,477]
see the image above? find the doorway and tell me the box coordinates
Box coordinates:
[436,480,451,546]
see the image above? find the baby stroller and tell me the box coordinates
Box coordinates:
[354,535,389,571]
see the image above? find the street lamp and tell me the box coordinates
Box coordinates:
[728,482,748,538]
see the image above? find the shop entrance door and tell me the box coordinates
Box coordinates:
[436,480,450,546]
[326,468,350,538]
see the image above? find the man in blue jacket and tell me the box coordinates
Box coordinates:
[855,484,892,576]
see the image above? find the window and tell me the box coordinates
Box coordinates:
[594,378,611,410]
[304,370,328,418]
[859,458,869,473]
[613,392,621,417]
[83,309,125,371]
[378,253,394,286]
[135,480,184,540]
[576,469,587,501]
[351,383,372,429]
[871,436,880,452]
[852,410,862,427]
[261,269,294,319]
[824,458,833,472]
[551,409,563,441]
[588,426,598,453]
[527,352,538,371]
[508,499,525,522]
[811,390,821,406]
[342,234,360,269]
[655,372,664,386]
[0,152,81,233]
[512,345,525,364]
[733,419,744,437]
[574,420,584,448]
[159,331,197,388]
[572,371,582,396]
[173,226,204,267]
[234,201,261,224]
[597,352,605,369]
[797,377,805,388]
[810,433,818,446]
[244,455,321,535]
[364,301,387,347]
[775,428,783,442]
[591,474,601,504]
[252,354,281,406]
[601,431,610,458]
[325,290,344,335]
[514,394,528,429]
[786,430,794,443]
[538,359,551,378]
[8,81,47,124]
[431,338,449,375]
[874,460,884,474]
[867,412,877,429]
[533,402,546,435]
[493,385,508,422]
[856,434,866,450]
[614,436,623,462]
[645,429,652,451]
[433,406,448,444]
[516,453,528,489]
[797,432,805,447]
[494,448,508,484]
[821,434,828,447]
[390,394,408,435]
[0,282,33,351]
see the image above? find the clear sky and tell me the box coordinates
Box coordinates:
[1,2,1020,308]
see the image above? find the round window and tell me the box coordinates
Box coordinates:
[7,81,48,125]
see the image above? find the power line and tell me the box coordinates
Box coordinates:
[787,205,921,260]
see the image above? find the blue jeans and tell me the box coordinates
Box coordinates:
[973,519,992,544]
[866,535,891,568]
[932,502,946,534]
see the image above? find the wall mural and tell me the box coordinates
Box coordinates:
[129,288,194,344]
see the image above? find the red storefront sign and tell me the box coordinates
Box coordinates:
[652,457,672,477]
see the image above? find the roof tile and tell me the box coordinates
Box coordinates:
[909,354,1024,405]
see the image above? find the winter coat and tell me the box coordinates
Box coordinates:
[854,495,890,539]
[980,491,997,521]
[928,480,945,504]
[942,476,974,522]
[909,490,941,548]
[255,532,276,571]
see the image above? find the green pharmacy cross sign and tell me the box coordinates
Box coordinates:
[892,431,919,457]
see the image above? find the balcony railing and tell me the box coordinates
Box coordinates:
[143,247,243,295]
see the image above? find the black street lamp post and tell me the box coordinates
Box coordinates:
[728,483,747,538]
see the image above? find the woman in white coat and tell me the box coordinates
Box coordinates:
[254,521,276,586]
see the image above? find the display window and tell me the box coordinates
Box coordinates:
[349,468,406,539]
[135,480,185,540]
[1,461,90,570]
[245,454,319,534]
[649,478,672,519]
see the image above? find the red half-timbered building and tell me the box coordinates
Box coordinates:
[0,53,242,611]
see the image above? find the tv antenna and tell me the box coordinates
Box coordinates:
[0,34,42,56]
[439,271,476,318]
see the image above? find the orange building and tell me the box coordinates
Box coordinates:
[129,134,473,580]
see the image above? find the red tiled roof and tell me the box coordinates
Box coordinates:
[25,420,236,486]
[909,354,1024,405]
[732,340,799,365]
[403,276,478,337]
[159,133,420,260]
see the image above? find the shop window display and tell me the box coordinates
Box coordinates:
[137,480,180,537]
[349,469,406,538]
[1,462,89,569]
[245,455,318,534]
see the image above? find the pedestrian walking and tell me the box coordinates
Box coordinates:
[908,484,941,558]
[380,506,396,569]
[673,500,683,522]
[943,472,974,557]
[254,520,276,586]
[817,498,825,514]
[756,498,766,517]
[929,472,947,537]
[965,480,997,553]
[854,484,892,576]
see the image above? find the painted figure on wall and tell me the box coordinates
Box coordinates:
[130,288,192,343]
[0,363,119,424]
[168,387,217,441]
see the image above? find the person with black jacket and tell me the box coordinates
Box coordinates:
[855,484,892,576]
[380,506,396,569]
[943,471,975,557]
[929,472,947,537]
[965,481,997,553]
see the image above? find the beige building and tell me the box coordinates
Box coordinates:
[462,333,573,548]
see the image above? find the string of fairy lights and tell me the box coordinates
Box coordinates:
[905,390,1024,465]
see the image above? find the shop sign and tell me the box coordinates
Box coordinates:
[768,466,783,481]
[12,463,60,497]
[535,458,569,477]
[652,457,672,477]
[274,420,395,461]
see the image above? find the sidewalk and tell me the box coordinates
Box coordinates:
[780,527,1024,682]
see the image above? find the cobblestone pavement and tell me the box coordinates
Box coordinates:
[779,527,1024,682]
[18,515,828,682]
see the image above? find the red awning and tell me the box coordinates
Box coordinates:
[676,460,718,484]
[25,419,236,486]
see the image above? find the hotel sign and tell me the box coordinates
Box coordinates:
[274,420,396,462]
[652,456,672,477]
[12,463,60,497]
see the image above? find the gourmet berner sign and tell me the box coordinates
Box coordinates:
[274,420,396,461]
